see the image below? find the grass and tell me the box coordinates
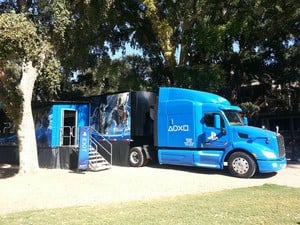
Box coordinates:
[0,184,299,225]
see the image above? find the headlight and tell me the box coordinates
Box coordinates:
[263,151,276,159]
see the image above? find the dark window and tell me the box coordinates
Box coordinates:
[204,113,214,127]
[204,113,225,128]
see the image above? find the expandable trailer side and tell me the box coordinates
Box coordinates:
[88,91,156,166]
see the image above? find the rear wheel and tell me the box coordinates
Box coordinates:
[129,147,144,167]
[142,150,149,166]
[228,152,257,178]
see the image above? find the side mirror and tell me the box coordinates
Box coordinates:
[243,117,248,126]
[214,114,221,129]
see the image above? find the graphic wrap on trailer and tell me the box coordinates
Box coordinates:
[90,92,131,140]
[33,103,89,148]
[88,91,156,166]
[34,105,52,148]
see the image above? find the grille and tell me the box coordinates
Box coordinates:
[277,135,286,158]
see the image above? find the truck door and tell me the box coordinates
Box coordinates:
[203,113,229,147]
[195,112,229,168]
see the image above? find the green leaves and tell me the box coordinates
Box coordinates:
[0,61,23,123]
[0,11,40,61]
[1,0,298,111]
[34,57,62,101]
[240,102,260,118]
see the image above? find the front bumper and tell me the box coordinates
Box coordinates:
[257,158,287,173]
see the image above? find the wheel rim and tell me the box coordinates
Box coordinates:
[231,157,249,175]
[130,152,139,164]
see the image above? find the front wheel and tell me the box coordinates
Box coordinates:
[228,152,257,178]
[129,147,144,167]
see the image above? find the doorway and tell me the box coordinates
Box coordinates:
[61,110,77,146]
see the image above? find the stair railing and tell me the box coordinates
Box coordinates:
[89,127,112,167]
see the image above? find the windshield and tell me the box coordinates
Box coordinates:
[223,110,244,126]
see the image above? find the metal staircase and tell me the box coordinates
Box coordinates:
[88,139,112,171]
[88,147,110,171]
[88,127,112,171]
[60,126,112,171]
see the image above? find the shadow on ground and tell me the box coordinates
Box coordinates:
[0,164,19,179]
[0,159,299,180]
[147,159,300,179]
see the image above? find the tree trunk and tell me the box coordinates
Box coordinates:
[17,60,39,175]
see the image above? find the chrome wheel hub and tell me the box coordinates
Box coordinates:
[130,152,139,163]
[232,157,249,174]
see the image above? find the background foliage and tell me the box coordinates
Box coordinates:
[0,0,299,115]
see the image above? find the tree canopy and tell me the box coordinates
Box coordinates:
[1,0,299,112]
[72,0,298,110]
[0,0,299,110]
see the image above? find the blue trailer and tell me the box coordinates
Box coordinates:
[0,102,91,168]
[34,102,91,169]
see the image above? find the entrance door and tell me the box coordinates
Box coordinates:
[61,110,77,146]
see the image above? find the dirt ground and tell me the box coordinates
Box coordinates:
[0,161,299,215]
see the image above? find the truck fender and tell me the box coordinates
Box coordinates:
[232,141,276,160]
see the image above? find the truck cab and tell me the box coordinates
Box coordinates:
[156,87,286,178]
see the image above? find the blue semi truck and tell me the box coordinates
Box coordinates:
[0,87,286,177]
[126,87,286,178]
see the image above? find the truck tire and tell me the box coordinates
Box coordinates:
[228,152,257,178]
[129,147,144,167]
[142,150,149,166]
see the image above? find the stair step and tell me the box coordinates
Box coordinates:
[88,147,111,171]
[89,154,105,159]
[89,160,106,164]
[89,161,110,171]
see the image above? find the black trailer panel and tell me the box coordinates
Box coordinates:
[89,91,156,166]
